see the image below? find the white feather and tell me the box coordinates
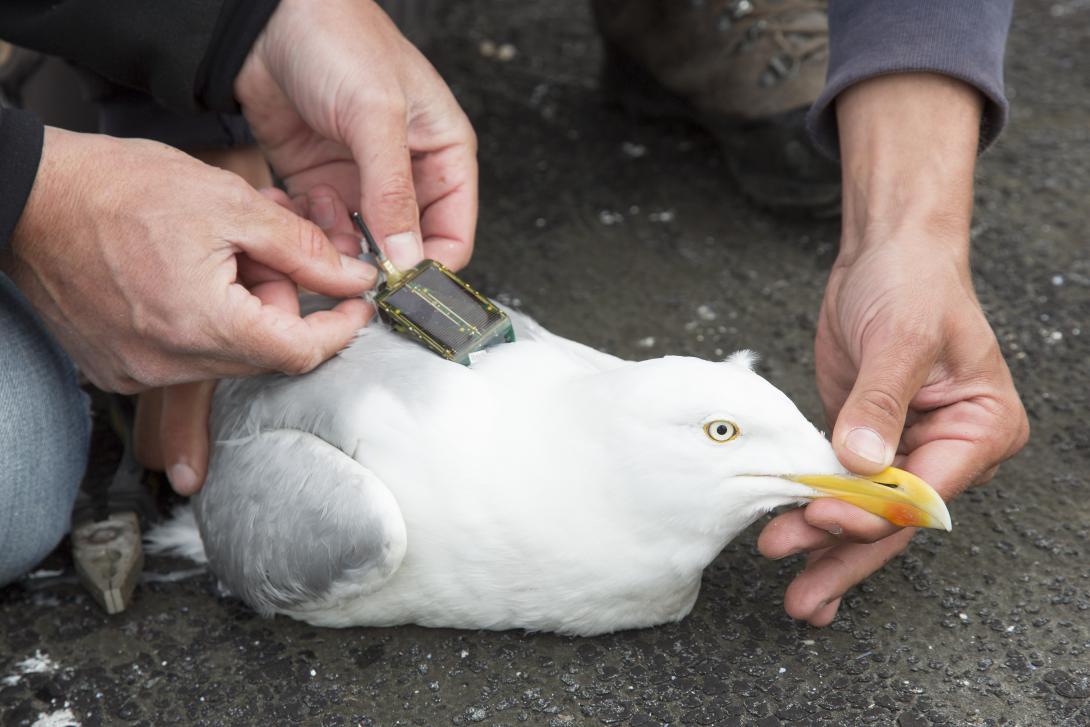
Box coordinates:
[725,349,759,370]
[145,505,207,564]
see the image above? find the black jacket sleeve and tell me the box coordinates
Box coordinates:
[807,0,1014,159]
[0,107,43,251]
[0,0,280,114]
[0,0,280,252]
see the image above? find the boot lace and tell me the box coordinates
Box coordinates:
[710,0,829,87]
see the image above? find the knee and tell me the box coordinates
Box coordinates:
[0,377,90,586]
[0,280,91,586]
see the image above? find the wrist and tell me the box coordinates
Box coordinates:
[200,0,282,112]
[836,73,983,261]
[233,0,303,109]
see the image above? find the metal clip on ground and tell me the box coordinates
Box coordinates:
[72,512,143,614]
[72,394,149,614]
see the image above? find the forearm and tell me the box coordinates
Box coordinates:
[835,73,982,261]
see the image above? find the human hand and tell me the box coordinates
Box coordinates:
[757,74,1029,625]
[3,128,375,393]
[235,0,477,272]
[130,145,384,495]
[137,180,388,495]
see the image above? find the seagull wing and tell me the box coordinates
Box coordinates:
[194,428,407,619]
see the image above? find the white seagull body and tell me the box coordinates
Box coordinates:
[149,308,949,635]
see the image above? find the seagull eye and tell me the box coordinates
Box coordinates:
[703,419,739,443]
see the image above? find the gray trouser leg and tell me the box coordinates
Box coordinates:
[0,273,90,586]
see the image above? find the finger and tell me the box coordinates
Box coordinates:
[899,393,1026,496]
[413,139,478,271]
[133,389,165,470]
[976,464,1000,487]
[329,231,366,259]
[306,184,357,236]
[899,395,1025,464]
[802,498,900,543]
[758,508,839,559]
[306,187,337,232]
[304,185,364,258]
[904,438,990,501]
[344,102,425,271]
[223,289,373,374]
[260,186,302,214]
[295,188,374,258]
[236,191,377,297]
[237,253,295,288]
[250,278,301,315]
[161,381,216,496]
[237,255,306,314]
[237,254,301,316]
[783,528,916,623]
[807,597,842,627]
[831,332,939,474]
[243,188,322,306]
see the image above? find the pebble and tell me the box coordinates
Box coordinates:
[478,40,516,61]
[696,305,717,321]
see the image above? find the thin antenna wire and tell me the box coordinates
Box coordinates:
[352,212,384,261]
[352,211,404,284]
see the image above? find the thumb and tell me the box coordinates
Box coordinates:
[832,335,937,474]
[346,103,425,270]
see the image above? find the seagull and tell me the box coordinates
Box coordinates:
[148,307,950,636]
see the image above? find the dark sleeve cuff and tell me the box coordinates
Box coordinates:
[197,0,283,112]
[806,0,1014,159]
[0,109,44,253]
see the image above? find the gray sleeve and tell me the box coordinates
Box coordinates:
[806,0,1014,159]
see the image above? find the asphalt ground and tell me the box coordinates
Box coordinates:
[2,1,1089,725]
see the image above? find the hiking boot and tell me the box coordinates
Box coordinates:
[593,0,841,216]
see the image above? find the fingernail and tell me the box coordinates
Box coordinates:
[827,526,844,536]
[310,195,336,229]
[341,255,378,283]
[169,462,198,496]
[845,427,888,466]
[385,231,424,269]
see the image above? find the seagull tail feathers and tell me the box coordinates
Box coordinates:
[145,505,208,564]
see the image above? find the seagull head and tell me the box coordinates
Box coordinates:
[571,350,950,546]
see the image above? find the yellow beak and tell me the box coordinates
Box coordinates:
[788,467,951,531]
